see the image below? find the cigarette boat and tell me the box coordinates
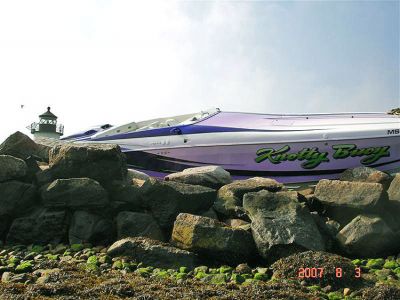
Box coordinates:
[62,108,400,183]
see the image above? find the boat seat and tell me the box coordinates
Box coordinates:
[138,121,162,131]
[125,122,139,131]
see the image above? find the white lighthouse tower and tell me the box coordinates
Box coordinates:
[28,107,64,140]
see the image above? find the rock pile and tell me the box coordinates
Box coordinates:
[0,131,400,269]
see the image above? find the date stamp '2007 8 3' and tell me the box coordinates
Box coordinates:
[298,267,362,279]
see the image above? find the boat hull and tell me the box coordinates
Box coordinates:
[123,136,400,183]
[63,110,400,183]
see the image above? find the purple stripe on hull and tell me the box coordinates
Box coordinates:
[124,135,400,184]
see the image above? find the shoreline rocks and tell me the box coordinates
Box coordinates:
[314,179,386,226]
[107,237,197,269]
[243,190,325,261]
[69,210,114,245]
[0,131,399,282]
[171,213,257,264]
[41,178,109,209]
[6,208,67,245]
[0,131,49,162]
[336,214,399,257]
[213,177,283,219]
[164,165,233,189]
[116,211,164,241]
[0,181,37,217]
[0,155,27,182]
[38,143,127,188]
[142,178,216,229]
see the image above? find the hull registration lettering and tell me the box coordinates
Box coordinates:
[255,144,391,169]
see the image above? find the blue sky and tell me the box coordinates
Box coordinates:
[0,1,398,141]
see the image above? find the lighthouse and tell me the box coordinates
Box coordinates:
[28,107,64,140]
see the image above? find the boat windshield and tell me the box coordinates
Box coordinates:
[92,108,220,138]
[138,108,219,130]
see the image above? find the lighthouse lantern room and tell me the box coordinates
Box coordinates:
[28,107,64,140]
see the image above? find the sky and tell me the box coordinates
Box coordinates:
[0,0,399,142]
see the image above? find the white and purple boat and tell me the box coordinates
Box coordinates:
[62,108,400,183]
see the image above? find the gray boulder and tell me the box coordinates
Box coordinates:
[243,190,325,261]
[340,167,391,186]
[34,137,66,152]
[108,180,142,211]
[142,178,216,229]
[41,178,108,209]
[7,208,67,245]
[336,214,399,257]
[0,155,27,182]
[116,211,164,241]
[314,179,385,226]
[24,156,42,183]
[38,143,127,188]
[315,179,384,209]
[387,174,400,204]
[213,177,283,219]
[165,166,232,189]
[107,237,197,269]
[0,131,48,161]
[69,211,114,245]
[0,181,36,217]
[171,213,256,264]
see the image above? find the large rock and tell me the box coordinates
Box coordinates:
[69,211,114,245]
[314,179,385,226]
[24,156,42,183]
[243,190,325,261]
[6,208,67,245]
[142,178,216,229]
[0,131,48,161]
[41,178,109,209]
[116,211,164,241]
[336,214,399,257]
[340,166,391,184]
[0,155,27,182]
[35,137,66,150]
[315,179,384,209]
[107,180,142,211]
[107,237,197,269]
[0,181,37,217]
[271,251,362,290]
[165,166,232,189]
[340,167,392,191]
[171,213,256,264]
[213,177,283,219]
[387,174,400,204]
[38,143,127,188]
